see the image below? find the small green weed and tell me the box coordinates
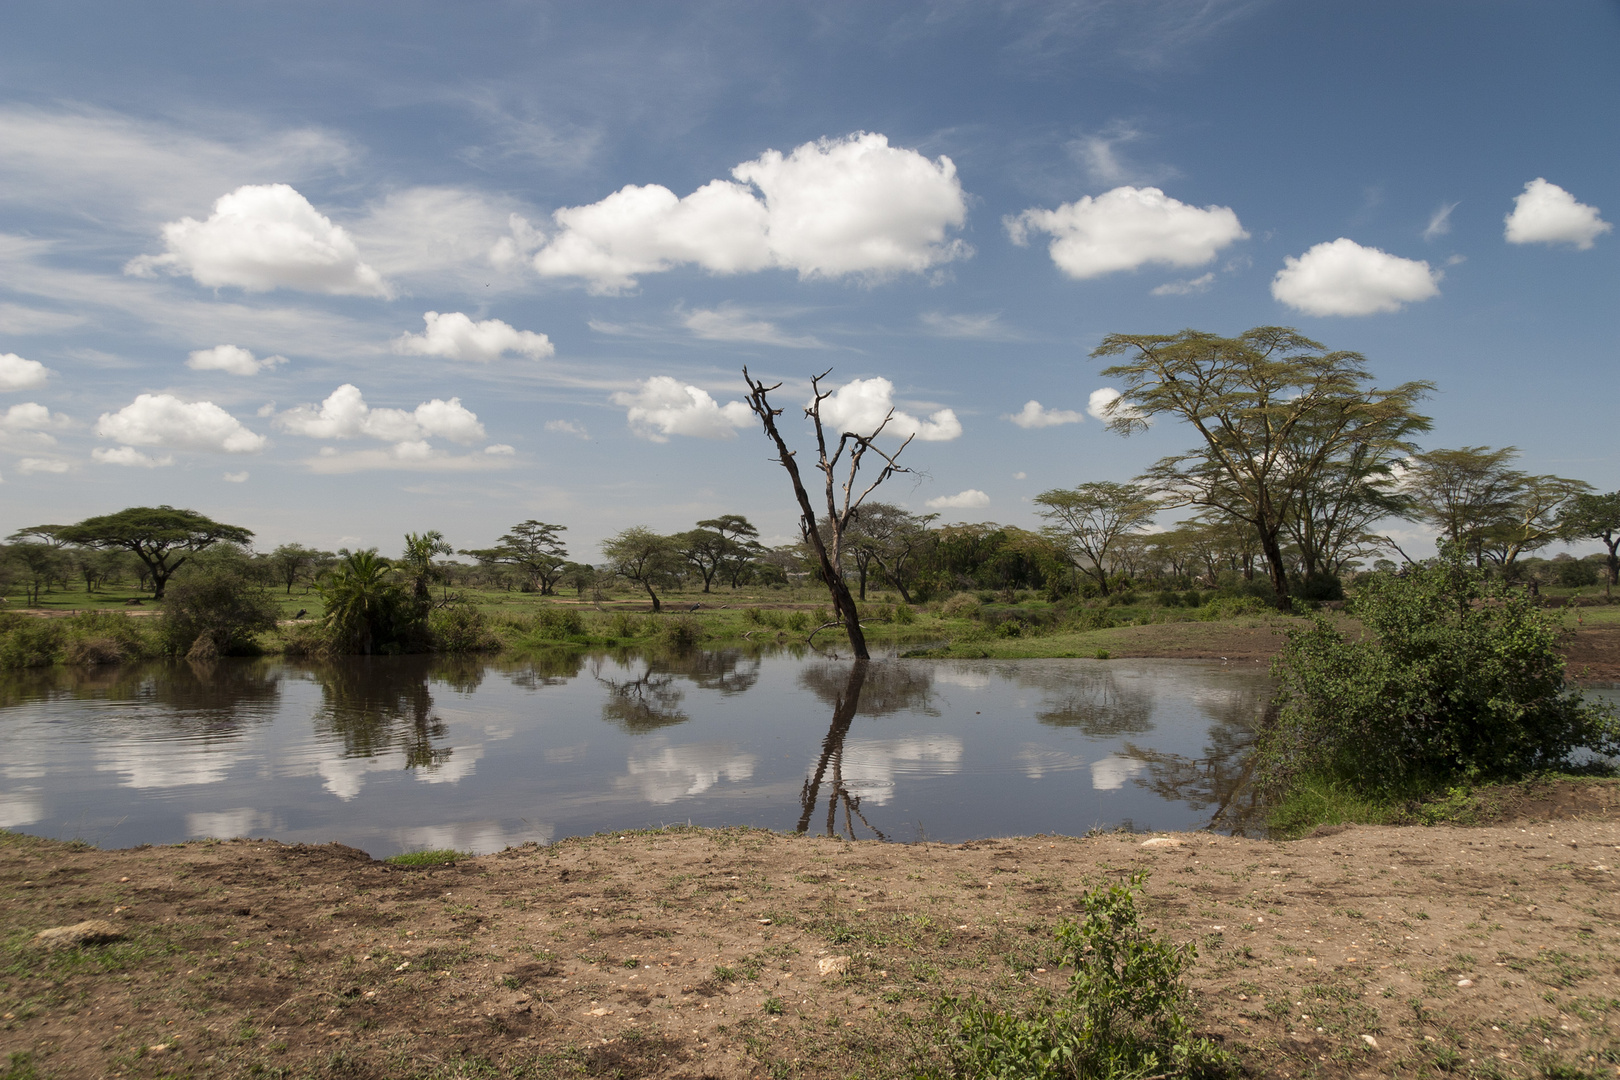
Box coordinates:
[384,849,465,866]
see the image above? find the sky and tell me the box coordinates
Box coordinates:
[1,1,1616,560]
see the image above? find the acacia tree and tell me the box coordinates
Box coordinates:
[53,506,254,599]
[1560,491,1620,598]
[674,527,730,592]
[1401,447,1589,571]
[742,368,915,659]
[269,543,333,595]
[601,527,683,612]
[696,515,762,587]
[845,502,936,604]
[1093,327,1433,607]
[1033,482,1159,597]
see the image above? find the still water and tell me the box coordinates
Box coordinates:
[0,649,1276,856]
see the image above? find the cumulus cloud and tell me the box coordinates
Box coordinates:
[302,444,516,474]
[16,457,71,475]
[926,489,990,510]
[186,344,286,376]
[92,446,173,467]
[817,377,962,442]
[1503,178,1611,249]
[0,353,50,390]
[275,384,486,445]
[533,132,968,293]
[681,307,824,348]
[1150,272,1214,296]
[544,419,589,439]
[392,311,554,363]
[222,471,248,482]
[126,183,390,297]
[96,394,266,454]
[1006,400,1084,428]
[1,402,70,432]
[611,376,752,442]
[1087,387,1147,423]
[1006,186,1246,279]
[1271,238,1441,316]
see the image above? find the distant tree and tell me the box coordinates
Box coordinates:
[559,561,601,599]
[269,543,334,595]
[400,531,453,603]
[52,506,253,599]
[742,368,916,659]
[696,515,762,588]
[674,527,730,592]
[1094,326,1432,606]
[1480,474,1591,571]
[601,527,683,612]
[1403,447,1589,570]
[844,503,935,604]
[1034,482,1160,597]
[1559,491,1620,598]
[460,520,568,594]
[3,540,66,605]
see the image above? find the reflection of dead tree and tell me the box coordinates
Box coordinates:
[596,666,688,731]
[796,661,886,840]
[743,368,914,661]
[1123,714,1266,834]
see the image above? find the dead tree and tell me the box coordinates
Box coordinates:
[742,368,914,661]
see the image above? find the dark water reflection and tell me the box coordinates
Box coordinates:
[0,649,1279,856]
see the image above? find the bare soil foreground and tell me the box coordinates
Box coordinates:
[4,782,1620,1080]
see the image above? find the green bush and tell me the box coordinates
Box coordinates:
[742,606,765,625]
[159,570,281,657]
[1180,590,1202,608]
[940,592,982,619]
[1553,559,1599,588]
[1195,595,1269,621]
[527,606,587,641]
[936,872,1231,1080]
[657,614,704,647]
[605,610,645,638]
[892,602,916,625]
[783,610,811,632]
[0,612,158,669]
[1260,549,1620,795]
[428,604,500,653]
[1154,589,1182,608]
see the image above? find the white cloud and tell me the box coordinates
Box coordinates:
[817,377,962,442]
[1,402,70,432]
[1007,186,1246,279]
[92,446,173,468]
[301,445,517,474]
[681,307,824,348]
[96,394,266,454]
[1271,238,1441,316]
[392,310,554,363]
[1423,201,1459,241]
[17,458,71,475]
[0,303,85,335]
[126,183,390,297]
[1503,178,1611,249]
[0,353,50,390]
[1088,387,1146,423]
[275,384,486,445]
[1006,400,1084,428]
[617,743,758,805]
[1090,754,1145,791]
[544,419,589,439]
[483,443,515,455]
[918,311,1014,339]
[186,344,286,376]
[349,187,529,286]
[926,489,990,510]
[222,471,249,482]
[611,376,753,442]
[1013,471,1028,480]
[533,132,968,293]
[1150,271,1214,296]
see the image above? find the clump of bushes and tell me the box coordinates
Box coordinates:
[934,872,1231,1080]
[939,592,982,619]
[522,606,588,643]
[0,612,159,669]
[1260,548,1620,796]
[159,570,281,658]
[656,614,705,647]
[428,603,501,653]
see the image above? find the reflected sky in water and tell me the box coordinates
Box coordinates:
[0,650,1278,856]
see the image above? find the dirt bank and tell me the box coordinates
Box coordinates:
[4,781,1619,1079]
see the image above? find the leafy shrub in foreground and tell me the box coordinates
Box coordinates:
[0,612,158,668]
[1260,548,1620,794]
[934,872,1231,1080]
[159,570,280,657]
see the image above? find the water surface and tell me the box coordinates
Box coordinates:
[0,649,1275,856]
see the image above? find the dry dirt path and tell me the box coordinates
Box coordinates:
[4,785,1620,1079]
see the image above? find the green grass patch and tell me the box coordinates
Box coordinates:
[384,848,466,866]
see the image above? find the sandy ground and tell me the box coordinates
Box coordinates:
[4,780,1620,1079]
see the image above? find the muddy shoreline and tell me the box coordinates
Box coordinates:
[4,780,1620,1079]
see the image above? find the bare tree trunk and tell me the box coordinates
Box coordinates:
[798,661,867,833]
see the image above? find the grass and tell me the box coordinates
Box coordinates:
[1266,770,1620,838]
[383,849,467,867]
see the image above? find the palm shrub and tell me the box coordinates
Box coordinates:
[1260,547,1620,795]
[319,549,420,655]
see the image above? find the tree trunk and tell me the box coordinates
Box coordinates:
[643,580,662,613]
[1258,526,1291,607]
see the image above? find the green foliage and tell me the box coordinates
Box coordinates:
[427,603,500,653]
[158,569,281,657]
[783,610,811,632]
[1553,559,1599,588]
[319,549,423,655]
[657,614,705,647]
[1260,549,1620,795]
[940,592,983,619]
[525,606,588,642]
[53,505,254,598]
[936,872,1231,1080]
[0,612,157,668]
[384,849,465,866]
[892,601,917,625]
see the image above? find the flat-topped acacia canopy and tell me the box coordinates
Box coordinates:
[54,505,253,599]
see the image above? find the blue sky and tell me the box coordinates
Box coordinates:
[1,1,1615,559]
